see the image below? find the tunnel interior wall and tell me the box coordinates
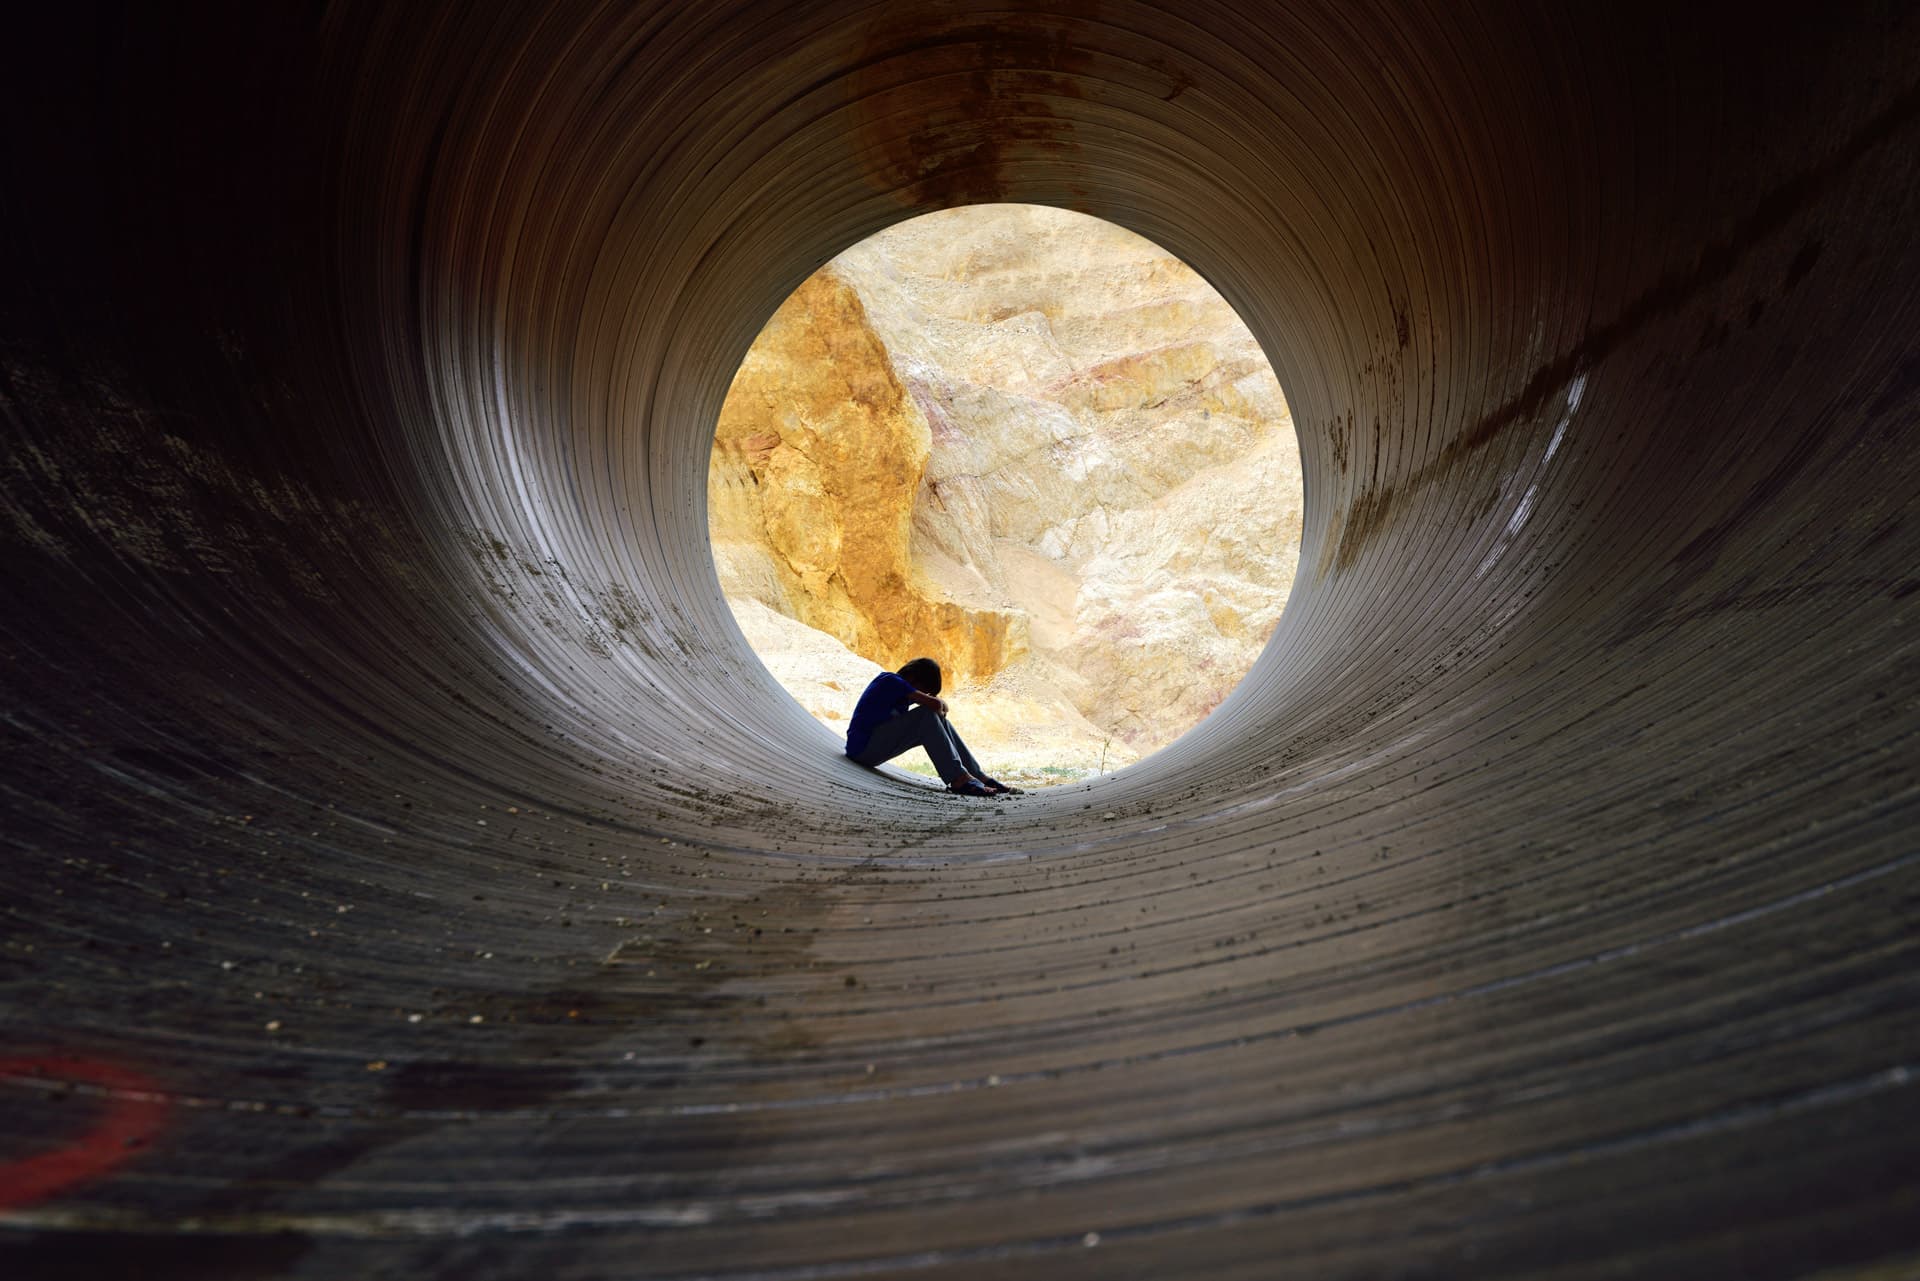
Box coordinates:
[2,1,1918,1277]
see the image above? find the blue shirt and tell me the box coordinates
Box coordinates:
[846,672,917,757]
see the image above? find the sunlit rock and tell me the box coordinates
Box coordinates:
[710,271,1024,681]
[709,205,1302,782]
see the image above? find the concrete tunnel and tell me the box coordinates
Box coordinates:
[2,0,1917,1276]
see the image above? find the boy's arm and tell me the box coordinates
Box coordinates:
[905,687,948,717]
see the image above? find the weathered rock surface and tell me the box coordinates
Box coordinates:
[709,271,1023,682]
[708,204,1302,782]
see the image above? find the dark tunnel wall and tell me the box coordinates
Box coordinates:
[2,1,1918,1277]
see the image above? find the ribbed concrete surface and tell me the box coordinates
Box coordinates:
[2,2,1917,1276]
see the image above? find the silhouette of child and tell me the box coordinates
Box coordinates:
[844,657,1019,795]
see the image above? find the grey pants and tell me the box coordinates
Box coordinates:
[851,705,984,785]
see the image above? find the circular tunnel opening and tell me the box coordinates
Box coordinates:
[707,204,1304,790]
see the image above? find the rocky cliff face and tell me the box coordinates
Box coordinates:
[709,271,1024,682]
[708,204,1302,782]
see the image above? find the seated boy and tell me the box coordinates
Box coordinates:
[844,657,1019,796]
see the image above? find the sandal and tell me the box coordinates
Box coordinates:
[979,775,1024,795]
[948,777,996,797]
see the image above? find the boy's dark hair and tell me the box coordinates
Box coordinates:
[897,657,942,695]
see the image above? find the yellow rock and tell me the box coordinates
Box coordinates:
[710,271,1022,681]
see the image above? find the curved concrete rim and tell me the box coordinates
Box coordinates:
[1,1,1917,1276]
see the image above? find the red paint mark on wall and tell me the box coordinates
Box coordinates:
[0,1057,169,1209]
